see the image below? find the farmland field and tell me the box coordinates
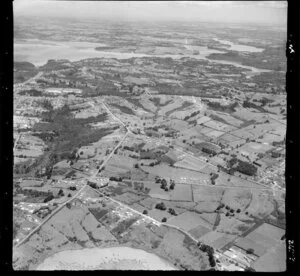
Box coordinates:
[253,243,286,272]
[13,3,286,272]
[167,211,213,231]
[189,225,211,239]
[170,184,193,202]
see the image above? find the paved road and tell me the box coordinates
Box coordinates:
[14,94,283,270]
[90,186,241,269]
[93,131,129,178]
[13,133,23,151]
[91,186,161,226]
[14,72,43,88]
[89,100,132,133]
[173,181,283,192]
[175,145,284,193]
[14,178,88,248]
[137,129,284,194]
[101,102,129,131]
[14,104,129,249]
[15,132,128,249]
[90,185,205,245]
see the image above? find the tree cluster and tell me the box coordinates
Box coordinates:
[228,158,257,176]
[202,147,217,156]
[183,110,200,121]
[198,243,215,267]
[271,151,281,158]
[109,176,123,182]
[88,182,97,189]
[43,194,54,203]
[169,180,175,190]
[19,89,43,97]
[155,202,166,211]
[160,178,168,190]
[168,208,177,216]
[207,101,238,113]
[58,189,64,197]
[123,145,136,152]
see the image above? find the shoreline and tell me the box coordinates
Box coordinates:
[14,38,272,74]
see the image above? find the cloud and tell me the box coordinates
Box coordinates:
[14,0,287,25]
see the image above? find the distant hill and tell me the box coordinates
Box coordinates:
[14,61,37,84]
[14,61,36,71]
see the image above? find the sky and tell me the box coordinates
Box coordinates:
[14,1,287,26]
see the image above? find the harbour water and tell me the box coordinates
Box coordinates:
[14,38,269,74]
[213,38,264,53]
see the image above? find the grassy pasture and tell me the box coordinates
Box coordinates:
[199,231,236,250]
[234,237,267,257]
[167,211,212,231]
[253,223,285,242]
[189,225,211,239]
[253,243,286,272]
[192,186,224,203]
[170,184,193,202]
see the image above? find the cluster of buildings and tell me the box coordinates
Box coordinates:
[215,248,256,271]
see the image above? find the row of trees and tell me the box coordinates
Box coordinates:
[88,182,98,189]
[202,147,217,156]
[44,193,54,203]
[123,145,137,152]
[109,176,123,182]
[242,100,265,112]
[183,110,201,121]
[207,101,238,113]
[149,160,161,167]
[19,89,43,97]
[32,131,58,142]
